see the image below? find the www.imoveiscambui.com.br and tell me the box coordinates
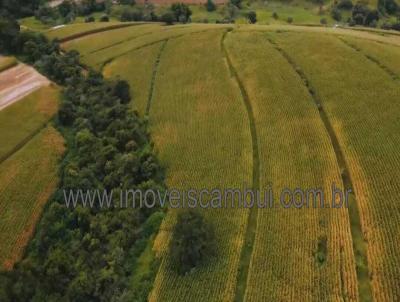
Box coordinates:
[63,183,351,209]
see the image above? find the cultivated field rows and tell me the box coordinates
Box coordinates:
[0,85,59,162]
[224,31,358,301]
[103,42,163,115]
[48,23,400,301]
[0,126,64,269]
[274,31,400,301]
[63,23,229,69]
[148,30,253,301]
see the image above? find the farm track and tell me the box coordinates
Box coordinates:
[146,40,168,115]
[221,29,260,302]
[338,37,399,81]
[266,35,373,302]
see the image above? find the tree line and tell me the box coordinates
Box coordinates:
[0,4,216,300]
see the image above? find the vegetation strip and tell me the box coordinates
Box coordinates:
[266,35,373,302]
[146,40,168,115]
[221,29,260,302]
[58,22,146,43]
[338,37,399,81]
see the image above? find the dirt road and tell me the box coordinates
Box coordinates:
[0,64,50,111]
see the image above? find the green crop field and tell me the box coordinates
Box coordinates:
[3,19,400,301]
[148,30,252,301]
[50,22,400,301]
[0,85,59,163]
[224,30,358,301]
[0,126,64,270]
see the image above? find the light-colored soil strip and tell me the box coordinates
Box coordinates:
[0,64,50,111]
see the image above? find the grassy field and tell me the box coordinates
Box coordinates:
[0,57,17,73]
[148,29,252,301]
[0,126,65,270]
[273,31,400,301]
[0,85,59,163]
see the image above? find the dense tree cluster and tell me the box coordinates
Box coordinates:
[0,11,167,302]
[34,0,108,25]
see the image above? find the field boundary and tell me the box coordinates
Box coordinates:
[0,121,49,166]
[266,34,373,302]
[338,37,399,81]
[146,40,168,115]
[58,22,149,43]
[221,29,261,302]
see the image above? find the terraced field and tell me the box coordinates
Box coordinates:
[44,23,400,301]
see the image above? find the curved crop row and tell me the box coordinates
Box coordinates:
[275,31,400,301]
[225,31,358,301]
[148,29,252,301]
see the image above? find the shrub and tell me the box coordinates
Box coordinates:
[331,7,342,21]
[161,12,175,25]
[320,17,328,24]
[272,12,278,19]
[170,210,216,275]
[365,9,379,26]
[170,3,192,23]
[247,11,257,23]
[100,14,109,22]
[206,0,216,12]
[287,16,293,23]
[114,80,131,104]
[85,16,95,22]
[337,0,353,9]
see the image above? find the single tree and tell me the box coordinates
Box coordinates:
[170,210,216,275]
